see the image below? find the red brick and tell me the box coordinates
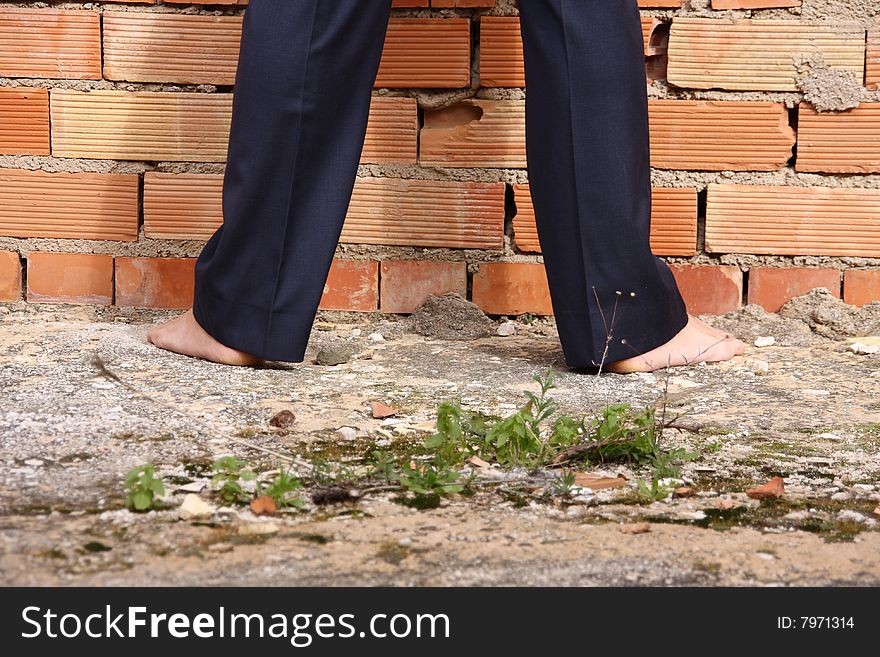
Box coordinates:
[115,257,196,309]
[649,100,795,171]
[669,264,743,315]
[0,87,49,156]
[319,260,378,312]
[471,262,552,316]
[103,11,243,85]
[379,260,467,313]
[0,168,139,241]
[420,100,525,168]
[843,269,880,307]
[0,8,101,79]
[748,267,840,312]
[377,18,471,88]
[26,252,113,305]
[0,250,21,302]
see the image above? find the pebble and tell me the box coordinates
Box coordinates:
[23,459,43,467]
[817,432,844,441]
[207,543,234,553]
[315,344,352,366]
[269,409,297,429]
[830,491,851,502]
[847,342,879,355]
[368,332,385,343]
[179,494,215,520]
[745,359,769,375]
[238,522,279,536]
[573,494,599,506]
[496,321,516,337]
[176,482,206,493]
[336,426,358,441]
[754,336,776,348]
[397,537,413,547]
[350,328,362,338]
[852,484,875,493]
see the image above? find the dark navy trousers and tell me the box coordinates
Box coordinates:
[192,0,689,368]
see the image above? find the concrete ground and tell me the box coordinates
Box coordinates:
[1,291,879,586]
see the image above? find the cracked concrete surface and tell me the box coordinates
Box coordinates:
[0,299,878,586]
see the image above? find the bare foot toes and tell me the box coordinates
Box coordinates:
[604,314,745,374]
[147,309,265,367]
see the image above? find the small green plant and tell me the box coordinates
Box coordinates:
[124,464,165,511]
[211,456,256,505]
[636,477,673,502]
[258,466,305,509]
[368,449,397,483]
[398,460,464,496]
[550,470,577,497]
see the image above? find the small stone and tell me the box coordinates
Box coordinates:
[238,522,279,536]
[872,505,880,519]
[496,321,516,337]
[830,491,851,502]
[847,342,879,355]
[397,537,413,547]
[207,543,233,553]
[746,476,785,500]
[784,510,810,521]
[350,328,362,338]
[817,432,844,441]
[753,336,775,347]
[803,389,830,396]
[251,495,277,516]
[176,482,206,493]
[368,332,385,343]
[619,523,651,535]
[179,494,215,520]
[370,402,397,419]
[315,344,352,366]
[336,426,357,441]
[23,459,43,467]
[674,486,695,498]
[269,409,296,429]
[852,484,875,493]
[745,359,769,375]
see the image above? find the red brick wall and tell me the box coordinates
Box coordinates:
[1,0,879,316]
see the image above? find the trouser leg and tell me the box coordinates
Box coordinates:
[517,0,688,368]
[192,0,392,361]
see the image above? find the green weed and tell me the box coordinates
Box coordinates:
[123,464,165,511]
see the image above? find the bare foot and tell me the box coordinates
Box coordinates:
[147,308,265,367]
[604,314,745,374]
